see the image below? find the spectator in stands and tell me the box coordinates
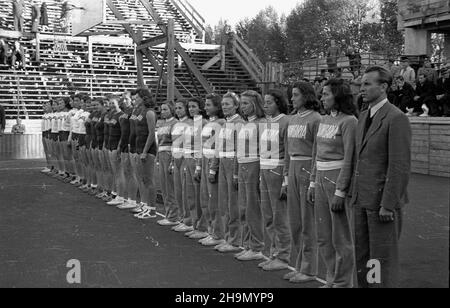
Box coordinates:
[400,58,416,87]
[40,1,49,31]
[0,103,5,136]
[326,40,340,76]
[11,117,26,134]
[414,73,438,117]
[10,41,25,70]
[12,0,25,32]
[385,59,401,79]
[436,64,450,117]
[346,46,361,77]
[31,0,42,34]
[393,76,417,115]
[0,39,9,66]
[418,57,438,85]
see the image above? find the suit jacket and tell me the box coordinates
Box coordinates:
[351,102,412,211]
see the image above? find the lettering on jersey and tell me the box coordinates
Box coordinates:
[110,119,118,125]
[172,122,190,159]
[260,123,281,161]
[202,122,222,159]
[137,115,144,122]
[237,123,259,158]
[288,125,307,139]
[119,113,129,120]
[158,126,171,136]
[317,124,339,140]
[130,115,137,121]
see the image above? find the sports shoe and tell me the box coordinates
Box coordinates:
[218,244,242,253]
[171,223,183,231]
[201,238,224,246]
[41,168,52,174]
[189,231,209,240]
[107,197,125,206]
[131,204,145,214]
[289,273,317,284]
[184,230,196,237]
[234,250,248,258]
[237,250,266,261]
[258,259,272,268]
[96,191,107,198]
[319,284,333,289]
[118,201,138,210]
[157,219,179,226]
[199,236,212,244]
[136,208,157,219]
[283,271,298,280]
[175,224,194,232]
[262,259,289,271]
[214,242,228,250]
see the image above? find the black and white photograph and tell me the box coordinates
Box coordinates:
[0,0,449,291]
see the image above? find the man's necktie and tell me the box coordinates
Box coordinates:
[363,111,373,139]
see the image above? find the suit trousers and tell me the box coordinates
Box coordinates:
[159,151,178,222]
[315,169,355,288]
[260,166,291,263]
[354,206,402,288]
[218,158,240,245]
[288,160,318,276]
[238,162,264,252]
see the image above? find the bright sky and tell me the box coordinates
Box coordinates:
[188,0,303,27]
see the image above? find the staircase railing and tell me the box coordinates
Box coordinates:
[230,33,264,84]
[170,0,205,40]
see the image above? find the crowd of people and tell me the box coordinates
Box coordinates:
[0,39,26,70]
[40,65,411,288]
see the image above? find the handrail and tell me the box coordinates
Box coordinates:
[230,33,264,83]
[170,0,205,38]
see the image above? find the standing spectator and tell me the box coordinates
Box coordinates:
[11,41,25,70]
[327,40,341,76]
[399,58,416,87]
[414,74,438,117]
[40,1,49,31]
[384,59,400,79]
[436,64,450,117]
[11,117,26,134]
[417,57,438,85]
[0,39,9,66]
[0,103,5,136]
[353,66,411,288]
[31,0,42,34]
[346,46,361,76]
[12,0,25,32]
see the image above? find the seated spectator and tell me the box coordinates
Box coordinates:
[10,41,25,70]
[436,64,450,117]
[11,118,26,134]
[414,74,439,117]
[384,59,401,79]
[0,39,9,66]
[393,76,417,115]
[418,57,438,85]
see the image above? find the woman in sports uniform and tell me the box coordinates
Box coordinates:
[283,82,322,283]
[308,79,357,288]
[234,90,266,262]
[258,89,291,271]
[41,102,53,174]
[101,98,115,202]
[199,94,226,247]
[131,89,158,220]
[156,101,179,225]
[215,92,245,253]
[171,100,192,231]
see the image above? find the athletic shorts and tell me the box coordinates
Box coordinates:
[59,131,70,142]
[72,133,80,142]
[50,133,59,142]
[78,134,86,147]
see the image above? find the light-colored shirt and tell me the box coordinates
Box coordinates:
[370,98,388,118]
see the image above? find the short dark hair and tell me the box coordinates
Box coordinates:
[265,89,289,115]
[364,66,393,88]
[323,79,357,116]
[292,82,321,112]
[175,99,191,119]
[187,97,206,118]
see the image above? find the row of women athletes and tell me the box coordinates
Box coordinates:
[42,79,358,288]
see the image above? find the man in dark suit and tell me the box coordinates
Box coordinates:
[352,66,412,288]
[414,74,439,117]
[0,104,6,136]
